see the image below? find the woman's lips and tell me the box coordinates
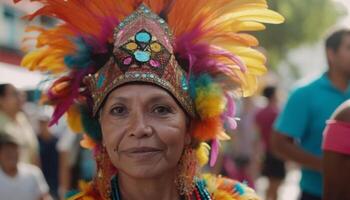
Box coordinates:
[121,147,163,158]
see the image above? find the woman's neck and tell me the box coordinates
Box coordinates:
[117,170,180,200]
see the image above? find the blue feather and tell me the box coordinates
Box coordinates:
[64,37,93,69]
[234,183,245,195]
[188,73,215,99]
[80,105,102,142]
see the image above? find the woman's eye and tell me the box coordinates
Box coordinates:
[153,105,172,115]
[110,106,128,116]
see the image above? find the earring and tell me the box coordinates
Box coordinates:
[175,146,199,196]
[95,145,117,200]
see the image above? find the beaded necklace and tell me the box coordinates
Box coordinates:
[110,176,212,200]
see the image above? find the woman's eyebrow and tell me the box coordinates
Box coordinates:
[108,96,129,103]
[147,95,172,104]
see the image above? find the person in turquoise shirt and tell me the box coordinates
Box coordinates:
[271,29,350,200]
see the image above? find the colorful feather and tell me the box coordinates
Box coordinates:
[210,139,219,167]
[196,142,210,167]
[16,0,284,154]
[193,117,223,141]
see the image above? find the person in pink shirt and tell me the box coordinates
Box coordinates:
[255,86,285,200]
[323,99,350,200]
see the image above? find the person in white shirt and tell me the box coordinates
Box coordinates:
[0,132,51,200]
[0,83,39,165]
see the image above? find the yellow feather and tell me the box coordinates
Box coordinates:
[213,190,237,200]
[216,9,284,25]
[230,21,266,32]
[195,91,225,118]
[67,106,83,133]
[196,142,210,166]
[217,131,231,141]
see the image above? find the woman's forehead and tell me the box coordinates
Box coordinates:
[107,84,174,102]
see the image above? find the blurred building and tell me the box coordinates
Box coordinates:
[0,0,54,89]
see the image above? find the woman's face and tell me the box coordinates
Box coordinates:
[100,84,190,179]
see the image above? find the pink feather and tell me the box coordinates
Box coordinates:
[84,16,119,53]
[210,139,220,167]
[221,93,238,130]
[175,22,246,77]
[225,93,236,117]
[226,117,238,130]
[49,68,92,126]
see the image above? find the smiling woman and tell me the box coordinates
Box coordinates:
[16,0,284,199]
[100,85,188,180]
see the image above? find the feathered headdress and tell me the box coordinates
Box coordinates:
[16,0,283,167]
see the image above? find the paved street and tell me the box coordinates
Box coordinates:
[256,168,301,200]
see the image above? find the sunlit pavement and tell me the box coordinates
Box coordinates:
[256,168,301,200]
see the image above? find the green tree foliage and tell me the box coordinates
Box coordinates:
[256,0,346,75]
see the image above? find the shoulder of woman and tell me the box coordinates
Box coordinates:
[201,174,260,200]
[333,100,350,122]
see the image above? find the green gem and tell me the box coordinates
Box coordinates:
[97,75,105,88]
[181,75,188,91]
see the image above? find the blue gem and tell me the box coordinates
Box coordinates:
[134,50,150,62]
[97,75,105,88]
[135,73,140,78]
[135,31,151,43]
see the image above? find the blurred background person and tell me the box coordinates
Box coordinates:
[272,29,350,200]
[230,97,262,188]
[37,107,59,199]
[0,83,38,165]
[0,131,51,200]
[255,86,286,200]
[322,99,350,200]
[54,118,96,200]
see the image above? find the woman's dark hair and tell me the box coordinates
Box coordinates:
[326,29,350,52]
[0,84,11,98]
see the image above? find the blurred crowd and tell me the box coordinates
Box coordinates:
[0,84,96,200]
[0,29,349,200]
[209,29,350,200]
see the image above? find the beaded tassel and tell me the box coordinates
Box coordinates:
[175,147,199,196]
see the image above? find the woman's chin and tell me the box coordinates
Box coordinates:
[121,165,168,179]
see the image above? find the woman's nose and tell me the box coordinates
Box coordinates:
[128,112,153,138]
